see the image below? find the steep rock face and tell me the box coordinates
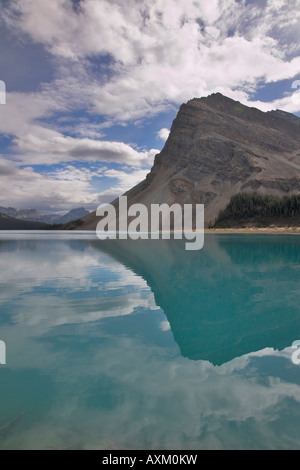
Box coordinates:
[77,93,300,229]
[125,93,300,227]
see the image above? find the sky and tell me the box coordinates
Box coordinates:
[0,0,300,215]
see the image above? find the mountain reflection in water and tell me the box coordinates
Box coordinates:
[1,233,300,449]
[96,234,300,365]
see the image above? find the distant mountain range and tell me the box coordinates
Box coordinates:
[0,206,89,224]
[0,207,90,229]
[71,93,300,229]
[53,208,90,225]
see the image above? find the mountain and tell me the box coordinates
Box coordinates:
[15,208,43,220]
[68,93,300,229]
[53,208,89,225]
[0,213,50,230]
[0,206,89,225]
[0,206,55,224]
[0,206,19,218]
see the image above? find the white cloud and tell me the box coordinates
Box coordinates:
[13,130,158,167]
[0,153,156,211]
[3,0,300,123]
[157,128,170,141]
[95,167,153,202]
[0,87,159,168]
[0,160,99,211]
[1,0,300,212]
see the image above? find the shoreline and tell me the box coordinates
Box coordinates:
[1,227,300,235]
[205,227,300,234]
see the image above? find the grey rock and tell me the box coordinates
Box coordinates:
[75,93,300,229]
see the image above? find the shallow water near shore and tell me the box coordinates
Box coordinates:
[0,231,300,450]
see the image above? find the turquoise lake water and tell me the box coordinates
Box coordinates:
[0,231,300,450]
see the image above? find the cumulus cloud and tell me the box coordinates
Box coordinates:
[0,154,155,211]
[157,128,170,141]
[96,167,152,203]
[0,160,99,211]
[1,0,300,211]
[13,131,158,167]
[2,0,300,123]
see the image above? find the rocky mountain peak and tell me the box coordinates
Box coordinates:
[130,93,300,226]
[74,93,300,229]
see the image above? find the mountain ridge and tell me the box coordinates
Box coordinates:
[0,206,89,226]
[0,213,50,230]
[65,93,300,229]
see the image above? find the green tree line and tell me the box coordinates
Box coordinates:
[212,193,300,227]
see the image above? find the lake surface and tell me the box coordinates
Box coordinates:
[0,231,300,450]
